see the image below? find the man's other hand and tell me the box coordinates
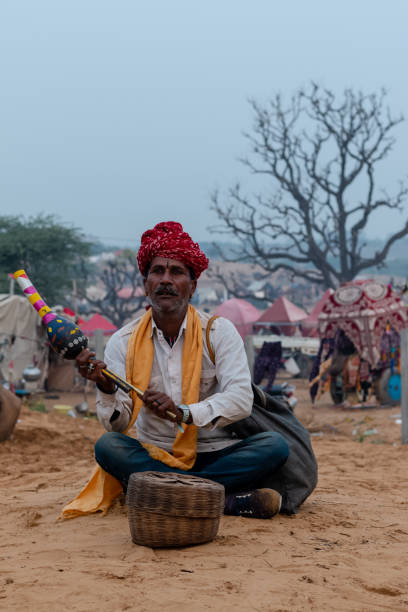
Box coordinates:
[142,389,182,424]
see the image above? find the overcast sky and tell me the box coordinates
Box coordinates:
[1,0,407,248]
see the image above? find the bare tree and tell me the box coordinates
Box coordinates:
[85,249,147,328]
[208,262,279,303]
[211,84,408,288]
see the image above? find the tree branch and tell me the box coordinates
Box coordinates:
[209,83,407,289]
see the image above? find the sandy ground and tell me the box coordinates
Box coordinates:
[1,376,408,612]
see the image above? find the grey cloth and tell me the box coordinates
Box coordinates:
[225,384,318,514]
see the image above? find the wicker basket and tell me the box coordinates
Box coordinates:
[126,471,225,548]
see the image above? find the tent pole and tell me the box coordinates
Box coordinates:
[94,328,104,361]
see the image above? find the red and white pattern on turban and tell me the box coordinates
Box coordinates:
[137,221,209,279]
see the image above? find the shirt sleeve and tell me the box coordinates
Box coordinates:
[96,331,133,432]
[188,317,253,428]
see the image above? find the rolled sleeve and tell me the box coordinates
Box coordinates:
[95,329,133,432]
[97,386,133,432]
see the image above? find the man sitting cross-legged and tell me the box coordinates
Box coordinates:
[71,221,290,519]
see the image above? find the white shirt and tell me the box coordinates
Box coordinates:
[96,309,253,452]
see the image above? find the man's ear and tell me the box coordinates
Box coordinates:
[143,278,148,296]
[190,279,197,298]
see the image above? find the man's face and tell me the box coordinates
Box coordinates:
[144,256,197,317]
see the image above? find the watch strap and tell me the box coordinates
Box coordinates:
[179,404,191,424]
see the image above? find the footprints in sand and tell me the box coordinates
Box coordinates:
[20,510,42,528]
[357,581,402,597]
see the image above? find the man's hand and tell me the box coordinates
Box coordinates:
[142,389,183,424]
[75,348,117,394]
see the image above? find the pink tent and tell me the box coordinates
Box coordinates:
[116,287,145,299]
[301,289,334,337]
[80,313,118,337]
[214,298,262,338]
[255,296,307,336]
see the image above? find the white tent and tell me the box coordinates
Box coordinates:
[0,294,48,388]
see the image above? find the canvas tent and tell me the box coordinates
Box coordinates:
[214,298,262,338]
[301,289,334,337]
[254,296,307,336]
[116,287,144,299]
[0,294,48,388]
[80,313,118,337]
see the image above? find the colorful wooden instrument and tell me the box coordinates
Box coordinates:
[14,269,88,359]
[14,269,183,431]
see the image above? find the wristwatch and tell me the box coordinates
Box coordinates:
[179,404,191,424]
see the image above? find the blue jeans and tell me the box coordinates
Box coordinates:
[94,431,289,494]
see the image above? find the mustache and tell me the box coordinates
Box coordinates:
[154,286,179,296]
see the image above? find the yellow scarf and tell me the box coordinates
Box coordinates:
[61,305,202,519]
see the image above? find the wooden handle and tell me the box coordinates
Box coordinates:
[101,368,184,433]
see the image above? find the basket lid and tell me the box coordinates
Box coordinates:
[126,471,225,518]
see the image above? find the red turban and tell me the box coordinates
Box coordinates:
[137,221,209,279]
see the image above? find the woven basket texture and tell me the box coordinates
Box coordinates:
[126,471,225,548]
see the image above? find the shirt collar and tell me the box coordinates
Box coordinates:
[151,311,188,339]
